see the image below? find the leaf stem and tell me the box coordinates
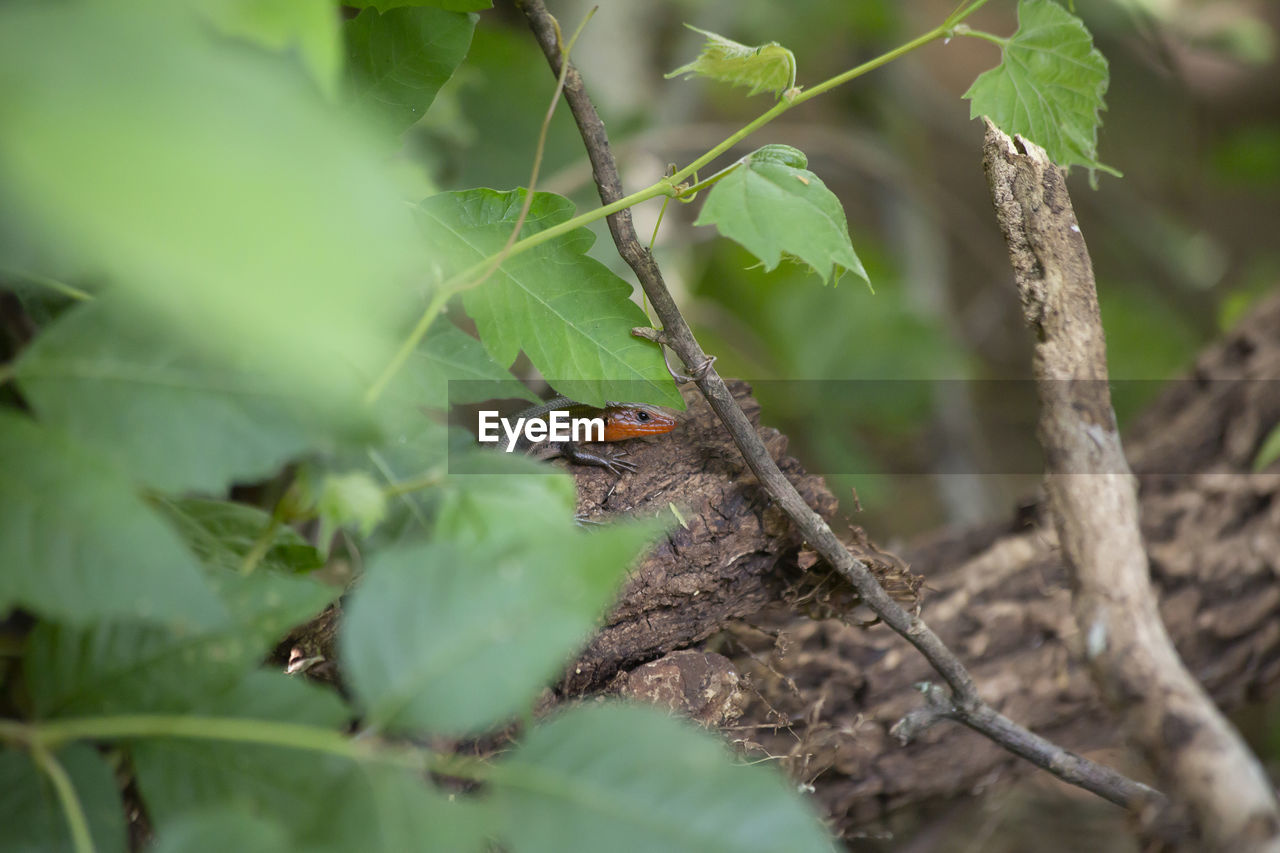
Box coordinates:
[0,715,488,782]
[238,512,283,575]
[365,287,449,404]
[29,742,96,853]
[677,162,742,197]
[954,27,1009,48]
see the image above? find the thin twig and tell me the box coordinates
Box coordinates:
[515,0,1159,813]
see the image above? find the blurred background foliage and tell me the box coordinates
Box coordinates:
[416,0,1280,541]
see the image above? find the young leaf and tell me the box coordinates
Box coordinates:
[416,189,681,408]
[341,518,663,734]
[0,413,225,630]
[345,6,478,135]
[963,0,1115,173]
[696,144,868,286]
[14,300,352,495]
[0,745,127,853]
[666,26,797,98]
[494,703,833,853]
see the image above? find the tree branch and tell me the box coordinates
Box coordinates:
[982,119,1280,852]
[514,0,1157,814]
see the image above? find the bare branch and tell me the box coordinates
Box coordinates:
[982,119,1280,852]
[514,0,1157,814]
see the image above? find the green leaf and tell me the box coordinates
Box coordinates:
[133,676,487,853]
[342,519,663,734]
[14,300,353,494]
[665,25,797,97]
[494,703,832,853]
[0,4,423,410]
[696,145,868,286]
[963,0,1115,173]
[416,189,681,408]
[199,0,343,98]
[153,497,324,575]
[432,453,578,548]
[25,573,336,717]
[344,6,478,135]
[419,318,536,408]
[138,756,489,853]
[0,413,224,629]
[0,744,126,853]
[151,809,291,853]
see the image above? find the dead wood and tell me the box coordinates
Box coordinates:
[980,124,1278,851]
[723,289,1280,837]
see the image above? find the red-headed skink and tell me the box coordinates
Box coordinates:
[515,395,679,474]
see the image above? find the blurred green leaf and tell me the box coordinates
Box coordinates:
[0,745,126,853]
[697,145,868,286]
[666,25,797,97]
[417,189,681,407]
[494,703,833,853]
[151,809,292,853]
[964,0,1114,173]
[154,497,324,575]
[433,450,578,547]
[15,300,355,494]
[0,413,225,629]
[316,471,388,546]
[0,4,423,411]
[133,674,487,852]
[342,518,662,734]
[25,573,336,717]
[199,0,343,97]
[345,6,478,135]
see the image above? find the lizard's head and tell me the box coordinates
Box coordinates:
[600,403,680,441]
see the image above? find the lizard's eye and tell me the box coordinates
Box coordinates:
[636,410,650,422]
